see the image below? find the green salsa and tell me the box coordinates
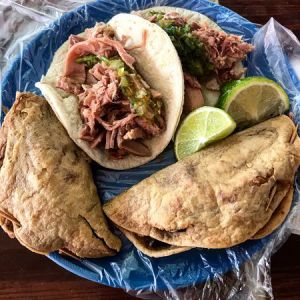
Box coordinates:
[148,11,213,78]
[76,55,102,68]
[76,55,163,120]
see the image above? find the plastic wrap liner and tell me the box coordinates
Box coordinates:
[1,0,300,299]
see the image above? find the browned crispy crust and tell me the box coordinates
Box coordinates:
[0,92,121,258]
[252,187,294,239]
[119,226,191,257]
[104,115,300,249]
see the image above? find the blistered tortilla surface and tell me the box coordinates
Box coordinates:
[104,115,300,248]
[0,93,121,258]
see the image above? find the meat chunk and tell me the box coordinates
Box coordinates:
[135,117,163,136]
[85,23,115,39]
[120,140,151,157]
[184,73,201,89]
[183,72,204,113]
[123,128,145,140]
[56,76,83,95]
[192,24,254,73]
[164,12,186,26]
[101,37,135,68]
[184,86,204,113]
[68,35,85,47]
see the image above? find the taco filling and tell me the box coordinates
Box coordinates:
[143,11,254,111]
[56,23,165,159]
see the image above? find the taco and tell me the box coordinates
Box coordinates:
[37,13,184,170]
[0,93,121,258]
[104,116,300,250]
[136,7,254,112]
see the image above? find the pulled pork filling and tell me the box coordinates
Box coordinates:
[144,11,254,109]
[57,23,165,159]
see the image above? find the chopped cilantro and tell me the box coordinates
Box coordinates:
[148,11,213,78]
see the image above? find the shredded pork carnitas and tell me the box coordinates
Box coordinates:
[148,12,253,90]
[57,23,165,158]
[190,22,253,83]
[147,11,254,97]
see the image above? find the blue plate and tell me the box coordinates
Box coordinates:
[1,0,277,293]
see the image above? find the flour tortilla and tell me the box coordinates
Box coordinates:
[136,6,245,106]
[36,13,184,170]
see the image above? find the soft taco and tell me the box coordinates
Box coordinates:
[37,13,184,170]
[136,7,254,112]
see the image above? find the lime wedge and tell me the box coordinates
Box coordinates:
[218,77,289,128]
[175,106,236,160]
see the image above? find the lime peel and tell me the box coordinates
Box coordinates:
[175,106,236,160]
[218,77,289,128]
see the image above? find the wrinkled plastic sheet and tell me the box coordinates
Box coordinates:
[1,0,300,299]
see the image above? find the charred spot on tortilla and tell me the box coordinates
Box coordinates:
[0,92,121,258]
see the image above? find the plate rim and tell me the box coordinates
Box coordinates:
[1,0,278,292]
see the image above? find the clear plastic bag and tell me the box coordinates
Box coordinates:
[1,1,300,299]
